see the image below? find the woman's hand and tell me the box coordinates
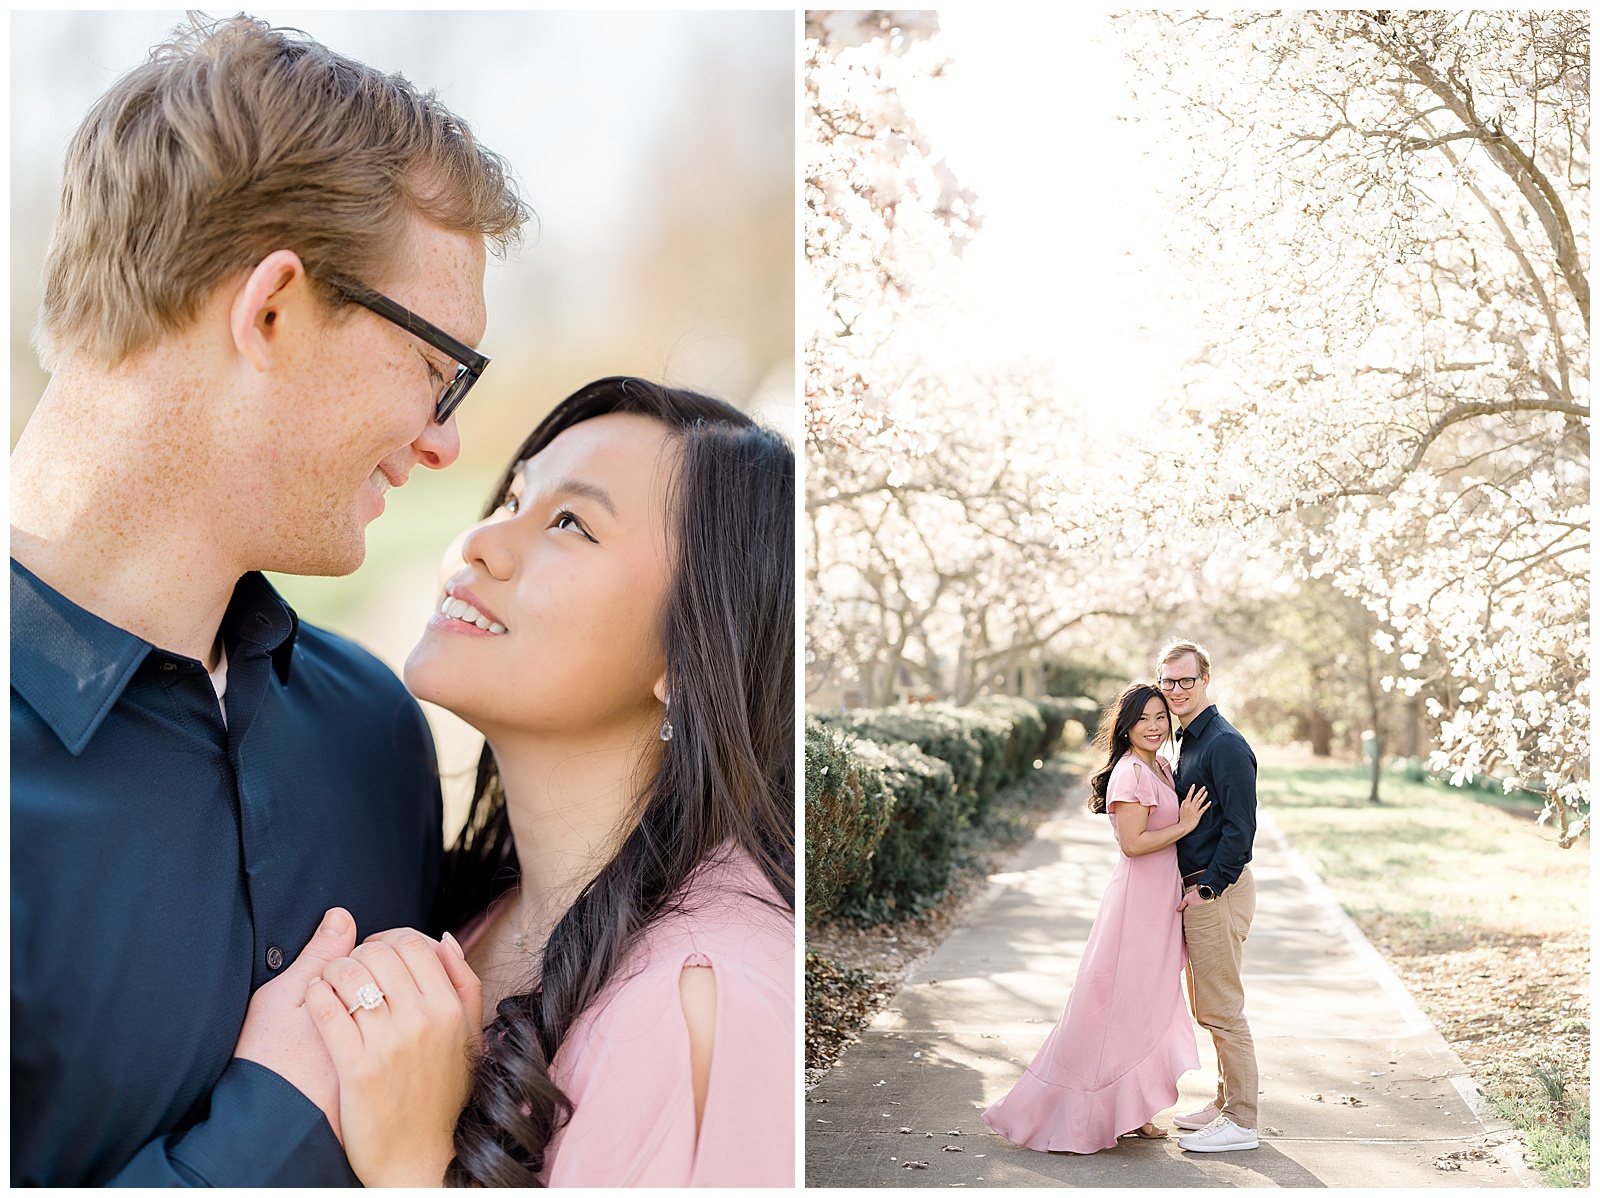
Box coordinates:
[305,928,481,1187]
[1176,785,1210,834]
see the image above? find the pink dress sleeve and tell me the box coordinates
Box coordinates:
[1105,756,1159,807]
[542,880,795,1186]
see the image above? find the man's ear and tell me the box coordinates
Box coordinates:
[230,250,310,372]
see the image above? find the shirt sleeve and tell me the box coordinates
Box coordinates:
[108,1059,356,1187]
[1106,757,1160,807]
[1194,735,1257,895]
[546,952,794,1187]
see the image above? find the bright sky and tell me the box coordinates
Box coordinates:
[904,11,1199,437]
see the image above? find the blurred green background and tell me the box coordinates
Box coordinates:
[11,10,796,831]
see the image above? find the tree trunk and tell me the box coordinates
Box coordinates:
[1368,733,1384,804]
[1308,709,1333,756]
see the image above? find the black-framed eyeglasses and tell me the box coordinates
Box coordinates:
[1158,676,1200,691]
[322,272,488,424]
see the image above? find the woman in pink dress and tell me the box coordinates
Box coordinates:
[290,379,796,1186]
[983,681,1209,1153]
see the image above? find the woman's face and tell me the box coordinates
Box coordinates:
[404,411,678,741]
[1130,694,1170,753]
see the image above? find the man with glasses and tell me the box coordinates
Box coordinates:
[1155,639,1261,1153]
[11,15,526,1186]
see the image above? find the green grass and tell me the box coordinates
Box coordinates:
[1257,760,1587,936]
[1492,1084,1590,1187]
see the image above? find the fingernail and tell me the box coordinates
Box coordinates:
[307,976,325,988]
[443,930,465,959]
[321,908,351,937]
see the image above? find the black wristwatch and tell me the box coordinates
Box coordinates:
[1197,884,1217,902]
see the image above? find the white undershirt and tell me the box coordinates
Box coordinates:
[208,638,229,727]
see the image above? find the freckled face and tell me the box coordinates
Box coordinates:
[257,218,483,577]
[1131,695,1170,751]
[403,412,677,741]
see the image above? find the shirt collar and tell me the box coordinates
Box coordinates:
[10,559,298,756]
[1180,703,1220,741]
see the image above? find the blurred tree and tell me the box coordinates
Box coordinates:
[1109,10,1589,843]
[804,10,979,462]
[807,358,1181,706]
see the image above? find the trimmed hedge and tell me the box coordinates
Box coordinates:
[816,703,1012,820]
[808,695,1075,923]
[835,738,960,921]
[1030,695,1074,756]
[972,695,1047,785]
[804,718,895,922]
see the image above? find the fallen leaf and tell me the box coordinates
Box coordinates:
[942,1145,965,1152]
[903,1160,930,1169]
[898,1128,914,1134]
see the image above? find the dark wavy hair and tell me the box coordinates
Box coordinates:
[1086,682,1173,815]
[433,377,795,1186]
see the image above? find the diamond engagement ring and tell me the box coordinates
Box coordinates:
[346,983,385,1015]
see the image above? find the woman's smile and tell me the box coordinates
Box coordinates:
[429,580,508,637]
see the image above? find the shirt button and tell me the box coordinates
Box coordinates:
[265,946,284,970]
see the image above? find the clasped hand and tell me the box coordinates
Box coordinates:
[233,908,481,1187]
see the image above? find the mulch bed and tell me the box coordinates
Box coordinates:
[1356,916,1590,1104]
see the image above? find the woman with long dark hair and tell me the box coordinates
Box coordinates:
[982,682,1208,1154]
[297,377,794,1186]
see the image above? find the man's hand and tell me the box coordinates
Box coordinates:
[233,907,358,1141]
[1177,884,1212,914]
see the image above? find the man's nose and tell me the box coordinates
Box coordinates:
[413,413,462,471]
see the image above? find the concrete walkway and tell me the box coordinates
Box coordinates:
[805,794,1535,1188]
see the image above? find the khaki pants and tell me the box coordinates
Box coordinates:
[1183,865,1258,1129]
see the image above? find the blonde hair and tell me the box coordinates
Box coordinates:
[34,13,528,369]
[1158,638,1212,677]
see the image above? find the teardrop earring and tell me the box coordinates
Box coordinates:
[659,700,674,742]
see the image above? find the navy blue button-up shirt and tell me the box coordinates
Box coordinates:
[11,559,443,1186]
[1173,704,1257,896]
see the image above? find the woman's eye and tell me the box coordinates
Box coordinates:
[504,494,520,516]
[554,510,597,541]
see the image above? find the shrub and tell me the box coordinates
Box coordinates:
[836,738,961,921]
[1030,695,1073,757]
[972,695,1048,783]
[819,703,1013,820]
[803,718,894,922]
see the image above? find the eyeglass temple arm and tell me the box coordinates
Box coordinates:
[323,273,489,374]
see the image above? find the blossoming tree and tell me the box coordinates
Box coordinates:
[1108,10,1589,842]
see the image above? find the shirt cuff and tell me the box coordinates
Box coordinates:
[164,1058,357,1186]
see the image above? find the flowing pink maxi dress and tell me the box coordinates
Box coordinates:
[982,753,1199,1153]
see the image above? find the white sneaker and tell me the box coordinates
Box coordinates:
[1172,1102,1220,1130]
[1178,1116,1259,1152]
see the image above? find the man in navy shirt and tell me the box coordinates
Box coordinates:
[11,15,525,1186]
[1159,640,1262,1154]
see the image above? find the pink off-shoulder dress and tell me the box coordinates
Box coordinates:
[981,753,1199,1153]
[462,843,795,1186]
